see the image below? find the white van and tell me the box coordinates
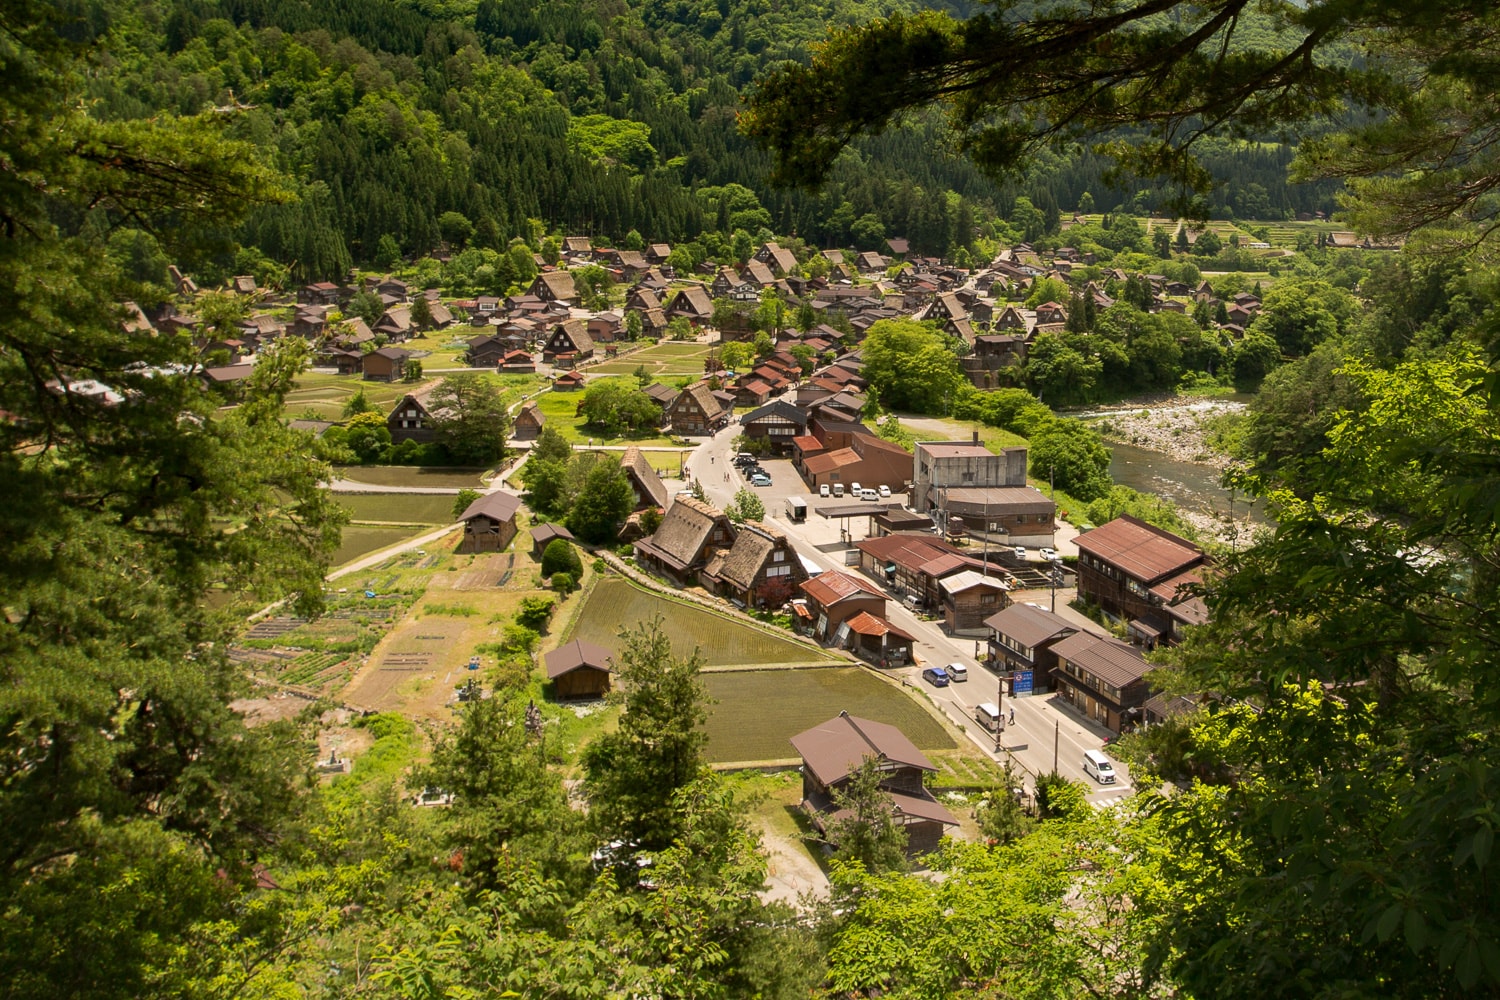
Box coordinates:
[945,662,968,683]
[1083,749,1116,784]
[974,702,1002,733]
[832,483,844,498]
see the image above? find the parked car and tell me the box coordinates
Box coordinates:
[921,666,950,687]
[859,488,879,501]
[734,452,755,466]
[945,662,969,683]
[832,483,845,498]
[1013,545,1027,560]
[749,473,772,487]
[819,484,831,498]
[1040,547,1058,562]
[878,485,891,498]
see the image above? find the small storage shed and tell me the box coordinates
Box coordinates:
[545,639,613,699]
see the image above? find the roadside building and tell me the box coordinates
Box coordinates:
[798,569,888,643]
[983,603,1080,693]
[789,712,957,855]
[937,570,1010,635]
[911,436,1029,514]
[700,521,808,609]
[1049,631,1153,732]
[934,485,1056,548]
[1074,514,1209,646]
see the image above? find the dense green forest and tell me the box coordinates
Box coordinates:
[77,0,1340,288]
[6,0,1500,997]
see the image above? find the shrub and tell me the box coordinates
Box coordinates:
[516,595,556,630]
[541,538,584,578]
[551,572,575,594]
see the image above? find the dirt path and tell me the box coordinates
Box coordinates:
[758,819,830,909]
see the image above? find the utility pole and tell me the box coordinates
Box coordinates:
[1053,718,1060,773]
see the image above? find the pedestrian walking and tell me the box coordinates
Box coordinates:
[1008,706,1015,726]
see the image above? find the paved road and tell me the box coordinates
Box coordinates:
[682,409,1132,803]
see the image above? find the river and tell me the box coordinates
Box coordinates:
[1107,439,1269,532]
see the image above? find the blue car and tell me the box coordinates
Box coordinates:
[749,473,772,487]
[921,666,950,687]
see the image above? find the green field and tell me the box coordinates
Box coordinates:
[534,384,680,446]
[332,525,426,567]
[588,340,715,378]
[286,370,543,422]
[567,577,836,667]
[336,492,457,524]
[334,466,489,488]
[702,667,955,763]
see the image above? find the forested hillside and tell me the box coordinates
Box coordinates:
[78,0,1338,290]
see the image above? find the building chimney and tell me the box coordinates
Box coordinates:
[972,430,979,444]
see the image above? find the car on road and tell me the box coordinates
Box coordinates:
[819,484,831,498]
[945,662,968,682]
[1014,545,1027,560]
[749,473,772,487]
[1040,547,1058,562]
[859,488,878,501]
[878,485,891,498]
[921,666,951,687]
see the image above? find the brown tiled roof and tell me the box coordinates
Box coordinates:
[544,639,612,679]
[642,382,678,405]
[1076,515,1203,584]
[1051,631,1152,689]
[841,611,915,641]
[789,712,934,787]
[459,491,522,524]
[855,533,964,573]
[941,486,1054,512]
[800,569,883,607]
[620,446,669,510]
[982,603,1079,648]
[885,788,958,825]
[791,434,824,452]
[803,447,860,474]
[530,522,574,548]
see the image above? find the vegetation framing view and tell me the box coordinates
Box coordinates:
[2,0,1499,996]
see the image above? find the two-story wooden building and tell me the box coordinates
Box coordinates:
[700,521,808,609]
[1074,515,1209,646]
[665,383,727,435]
[1048,631,1153,733]
[790,712,957,856]
[456,491,521,553]
[983,603,1080,693]
[797,569,888,643]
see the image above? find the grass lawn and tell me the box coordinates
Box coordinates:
[334,466,491,488]
[588,340,714,379]
[566,577,837,667]
[336,493,458,524]
[907,415,1028,451]
[701,667,955,763]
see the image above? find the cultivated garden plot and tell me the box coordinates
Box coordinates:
[332,525,429,568]
[566,577,838,667]
[701,667,955,763]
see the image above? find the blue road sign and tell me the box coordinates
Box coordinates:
[1014,670,1034,695]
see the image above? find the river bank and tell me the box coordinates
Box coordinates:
[1071,395,1248,469]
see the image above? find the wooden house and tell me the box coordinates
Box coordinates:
[619,446,669,511]
[530,522,575,558]
[545,639,612,699]
[1075,514,1208,647]
[789,712,957,855]
[513,401,544,440]
[466,335,508,367]
[936,570,1010,636]
[529,270,578,304]
[1049,631,1153,733]
[456,491,521,553]
[664,285,714,323]
[542,319,594,366]
[362,346,411,382]
[386,384,442,443]
[633,496,736,587]
[700,521,808,609]
[984,603,1079,693]
[665,383,727,435]
[798,570,887,643]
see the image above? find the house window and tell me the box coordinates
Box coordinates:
[980,593,996,605]
[766,565,791,578]
[772,551,785,562]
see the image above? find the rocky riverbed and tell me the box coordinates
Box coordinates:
[1075,396,1245,469]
